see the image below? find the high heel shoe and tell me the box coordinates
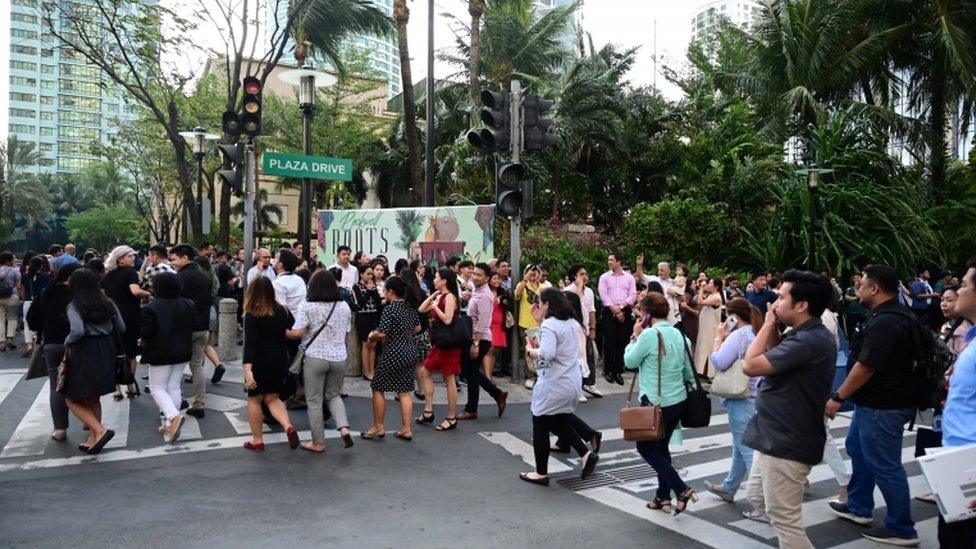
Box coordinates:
[415,410,435,425]
[646,498,672,513]
[581,451,600,480]
[674,488,699,515]
[126,382,140,398]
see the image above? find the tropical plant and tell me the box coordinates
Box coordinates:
[231,189,284,231]
[392,0,423,200]
[65,205,147,251]
[394,209,424,252]
[0,137,53,243]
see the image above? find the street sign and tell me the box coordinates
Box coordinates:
[262,152,353,182]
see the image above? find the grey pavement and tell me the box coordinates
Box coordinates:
[0,348,940,549]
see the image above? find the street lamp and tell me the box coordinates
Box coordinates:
[279,64,337,266]
[795,163,834,271]
[179,126,219,239]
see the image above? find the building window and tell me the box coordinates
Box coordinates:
[41,48,54,58]
[40,127,54,136]
[12,45,38,55]
[11,12,38,24]
[39,143,54,153]
[41,64,55,73]
[41,80,56,89]
[60,126,99,139]
[10,108,37,118]
[58,157,96,172]
[10,92,37,102]
[61,96,100,110]
[13,0,37,6]
[9,124,35,134]
[11,28,38,40]
[59,63,100,78]
[40,96,54,105]
[10,60,38,71]
[40,112,54,121]
[59,111,100,124]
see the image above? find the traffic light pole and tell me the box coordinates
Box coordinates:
[508,79,524,383]
[242,137,256,296]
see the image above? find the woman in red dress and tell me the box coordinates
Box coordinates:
[485,272,510,381]
[416,268,461,431]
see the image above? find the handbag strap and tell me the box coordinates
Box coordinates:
[302,302,337,350]
[680,331,705,390]
[626,327,664,406]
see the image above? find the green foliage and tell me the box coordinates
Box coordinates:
[623,200,734,269]
[521,224,612,289]
[65,205,147,252]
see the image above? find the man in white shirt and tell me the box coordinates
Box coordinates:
[272,249,306,317]
[563,264,602,398]
[636,255,681,324]
[246,248,276,284]
[330,245,358,290]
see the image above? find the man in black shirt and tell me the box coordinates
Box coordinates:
[825,265,919,546]
[742,270,836,549]
[170,244,214,419]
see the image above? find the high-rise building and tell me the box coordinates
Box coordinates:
[535,0,578,53]
[3,1,150,175]
[266,0,401,98]
[690,0,764,44]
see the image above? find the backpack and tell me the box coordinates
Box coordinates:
[873,308,953,413]
[0,268,15,298]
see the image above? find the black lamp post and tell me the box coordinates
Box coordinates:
[795,163,834,271]
[180,126,218,239]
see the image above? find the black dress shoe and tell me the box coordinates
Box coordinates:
[180,399,189,410]
[604,373,614,383]
[186,408,205,419]
[211,364,226,384]
[614,374,625,385]
[581,452,600,480]
[519,472,550,486]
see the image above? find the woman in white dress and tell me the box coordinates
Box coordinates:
[693,277,725,377]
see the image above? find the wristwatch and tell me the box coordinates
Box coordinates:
[829,391,845,404]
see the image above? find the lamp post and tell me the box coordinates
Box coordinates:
[179,126,219,240]
[795,163,834,271]
[279,65,337,267]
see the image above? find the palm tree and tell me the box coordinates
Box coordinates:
[467,0,487,110]
[289,0,394,71]
[231,189,283,232]
[0,137,53,242]
[393,0,423,203]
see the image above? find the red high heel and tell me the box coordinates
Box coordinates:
[243,441,265,452]
[286,426,300,449]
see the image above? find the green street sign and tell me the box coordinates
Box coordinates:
[262,152,353,182]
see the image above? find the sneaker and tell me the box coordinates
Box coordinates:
[578,394,588,402]
[524,379,535,390]
[165,415,184,444]
[827,501,872,525]
[582,385,604,398]
[860,527,919,547]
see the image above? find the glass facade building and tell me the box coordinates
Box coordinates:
[4,0,150,174]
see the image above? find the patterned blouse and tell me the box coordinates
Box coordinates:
[353,283,382,314]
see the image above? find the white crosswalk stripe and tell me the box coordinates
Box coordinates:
[480,415,941,549]
[0,369,26,408]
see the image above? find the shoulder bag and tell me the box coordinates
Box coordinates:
[113,320,134,385]
[679,331,712,428]
[710,331,752,399]
[26,334,47,380]
[289,303,337,375]
[619,330,665,442]
[429,296,471,349]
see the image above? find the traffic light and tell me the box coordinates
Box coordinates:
[241,76,263,137]
[217,142,245,197]
[495,162,524,217]
[221,110,242,136]
[522,95,558,152]
[467,89,511,154]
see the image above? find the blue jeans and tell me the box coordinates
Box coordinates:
[846,405,916,538]
[722,398,756,493]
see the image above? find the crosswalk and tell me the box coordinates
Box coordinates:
[480,413,941,548]
[0,366,319,473]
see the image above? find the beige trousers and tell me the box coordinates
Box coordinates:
[746,451,814,549]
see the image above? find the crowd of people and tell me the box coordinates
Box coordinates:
[1,241,974,548]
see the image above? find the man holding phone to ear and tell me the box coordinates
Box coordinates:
[598,251,637,385]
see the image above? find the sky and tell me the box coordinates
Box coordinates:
[404,0,698,99]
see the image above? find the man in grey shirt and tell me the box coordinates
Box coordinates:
[742,270,837,549]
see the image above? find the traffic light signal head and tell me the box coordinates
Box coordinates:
[222,110,242,136]
[495,162,524,217]
[523,95,558,152]
[241,76,263,136]
[468,89,511,154]
[217,142,245,197]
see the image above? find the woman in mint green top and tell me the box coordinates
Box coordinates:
[623,292,698,515]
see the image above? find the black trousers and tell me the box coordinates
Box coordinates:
[601,307,633,377]
[463,339,503,414]
[554,414,600,451]
[582,337,596,386]
[938,513,976,549]
[532,413,589,475]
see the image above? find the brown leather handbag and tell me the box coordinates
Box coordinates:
[619,330,665,442]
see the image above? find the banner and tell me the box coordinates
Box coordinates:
[316,205,495,268]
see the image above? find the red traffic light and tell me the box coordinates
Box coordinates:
[243,77,262,95]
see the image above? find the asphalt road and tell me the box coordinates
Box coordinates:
[0,350,939,549]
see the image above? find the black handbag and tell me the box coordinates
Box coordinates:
[429,311,471,349]
[112,323,134,385]
[679,331,712,428]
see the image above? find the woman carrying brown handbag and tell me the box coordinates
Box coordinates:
[624,292,697,514]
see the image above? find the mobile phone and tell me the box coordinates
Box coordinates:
[641,313,652,328]
[724,316,737,332]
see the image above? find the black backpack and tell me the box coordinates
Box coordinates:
[872,308,953,412]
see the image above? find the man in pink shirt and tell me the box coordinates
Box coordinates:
[457,262,509,420]
[598,251,637,385]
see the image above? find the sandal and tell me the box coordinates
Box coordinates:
[360,428,386,440]
[435,417,458,431]
[415,410,435,425]
[674,488,698,515]
[742,509,768,523]
[301,442,325,453]
[113,390,124,402]
[646,498,672,513]
[394,430,413,441]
